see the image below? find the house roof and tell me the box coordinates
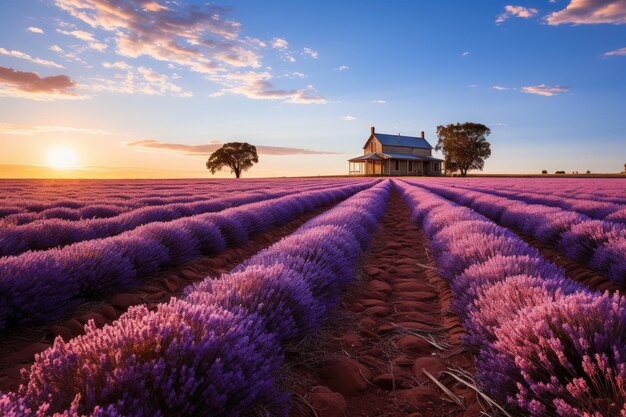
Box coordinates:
[348,153,383,162]
[371,133,433,149]
[348,152,443,162]
[382,153,444,162]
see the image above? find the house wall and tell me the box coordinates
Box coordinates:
[381,145,432,156]
[363,137,383,154]
[387,159,422,175]
[365,160,383,175]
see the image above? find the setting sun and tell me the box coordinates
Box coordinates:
[47,147,78,170]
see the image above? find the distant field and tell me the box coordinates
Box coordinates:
[0,177,625,416]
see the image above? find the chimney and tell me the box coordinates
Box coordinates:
[370,126,375,135]
[420,131,425,139]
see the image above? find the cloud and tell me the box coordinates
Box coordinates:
[520,84,569,96]
[88,64,191,97]
[546,0,626,25]
[462,51,470,56]
[336,65,349,71]
[343,115,356,121]
[271,38,289,49]
[27,26,44,34]
[302,47,318,59]
[492,85,510,90]
[208,71,325,103]
[124,139,339,156]
[603,46,626,56]
[284,71,305,79]
[53,0,321,101]
[371,100,386,104]
[102,61,132,70]
[56,29,108,51]
[48,44,87,64]
[284,55,297,63]
[496,5,539,23]
[54,0,260,72]
[0,65,81,100]
[0,122,111,136]
[0,47,64,68]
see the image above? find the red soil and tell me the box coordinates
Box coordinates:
[288,191,484,417]
[0,204,335,392]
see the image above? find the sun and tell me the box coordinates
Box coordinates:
[47,147,78,170]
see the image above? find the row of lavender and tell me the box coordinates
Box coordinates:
[395,180,625,417]
[452,178,626,205]
[412,180,626,284]
[0,181,376,331]
[429,179,626,223]
[0,182,347,257]
[0,179,341,224]
[0,181,391,417]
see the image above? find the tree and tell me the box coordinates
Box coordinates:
[435,123,491,177]
[206,142,258,178]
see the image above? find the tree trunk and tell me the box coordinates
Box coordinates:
[235,169,241,178]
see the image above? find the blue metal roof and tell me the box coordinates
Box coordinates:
[372,133,433,149]
[382,153,443,162]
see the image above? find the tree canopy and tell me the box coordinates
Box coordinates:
[435,123,491,176]
[205,142,259,178]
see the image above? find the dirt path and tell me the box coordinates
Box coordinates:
[0,203,336,392]
[287,191,484,417]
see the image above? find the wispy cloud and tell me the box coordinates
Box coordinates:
[0,65,82,100]
[271,38,289,49]
[56,29,108,52]
[89,64,191,97]
[124,139,339,156]
[603,47,626,56]
[102,61,132,70]
[284,71,305,79]
[496,5,538,24]
[371,100,386,104]
[0,122,111,136]
[521,84,569,96]
[48,44,87,64]
[546,0,626,25]
[0,47,64,68]
[343,115,356,121]
[336,65,349,71]
[462,51,470,56]
[27,26,44,34]
[492,85,510,90]
[208,71,325,104]
[302,47,318,59]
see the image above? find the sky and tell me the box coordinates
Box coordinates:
[0,0,625,178]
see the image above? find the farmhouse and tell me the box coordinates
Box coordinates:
[348,127,443,175]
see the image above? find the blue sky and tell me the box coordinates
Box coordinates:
[0,0,624,177]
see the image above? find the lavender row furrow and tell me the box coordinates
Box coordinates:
[0,181,390,417]
[395,180,626,417]
[1,180,348,225]
[431,180,626,223]
[0,182,350,257]
[412,180,626,284]
[446,178,626,205]
[0,181,376,331]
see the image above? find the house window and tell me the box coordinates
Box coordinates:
[395,160,399,171]
[408,161,413,171]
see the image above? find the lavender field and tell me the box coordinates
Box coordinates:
[0,177,625,417]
